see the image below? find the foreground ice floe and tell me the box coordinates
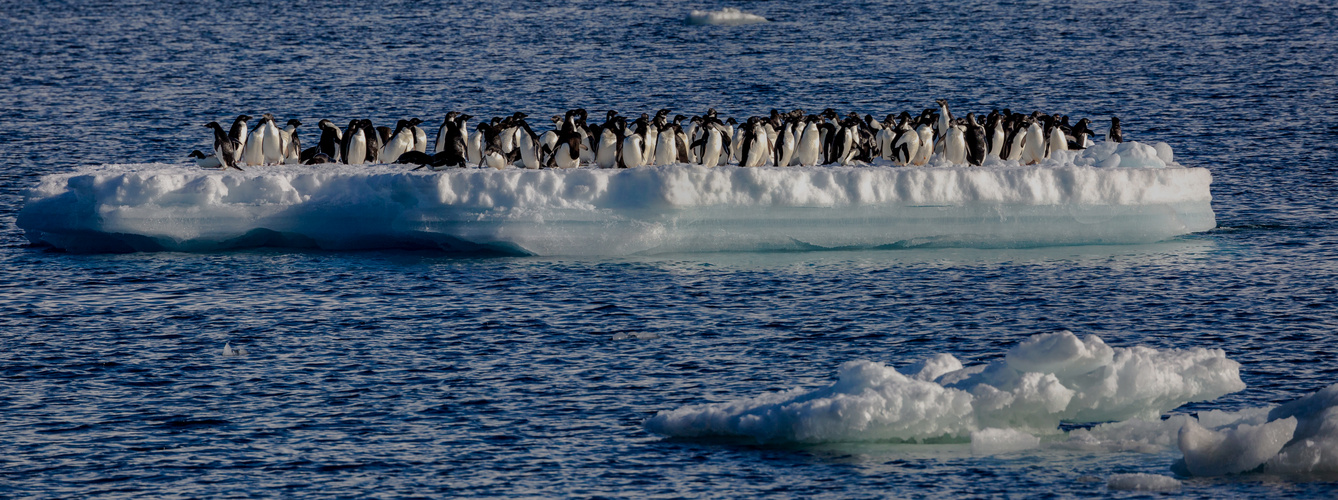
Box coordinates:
[18,142,1215,254]
[644,331,1338,478]
[684,8,769,26]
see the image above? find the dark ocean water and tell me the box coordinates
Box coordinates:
[2,0,1337,497]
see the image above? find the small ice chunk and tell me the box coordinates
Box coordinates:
[1107,473,1181,492]
[222,341,245,356]
[685,8,769,26]
[1098,153,1122,168]
[1178,416,1297,476]
[970,427,1040,455]
[1262,383,1338,474]
[1154,142,1174,165]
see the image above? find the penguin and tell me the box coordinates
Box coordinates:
[1003,118,1027,161]
[595,113,622,169]
[516,118,541,169]
[539,115,562,165]
[739,117,774,167]
[361,119,382,163]
[791,118,822,166]
[546,126,584,169]
[260,114,283,165]
[340,119,361,164]
[410,118,427,153]
[303,119,342,163]
[774,116,797,167]
[379,119,415,163]
[1068,118,1094,150]
[911,117,934,166]
[723,117,739,165]
[985,113,1005,159]
[346,122,368,165]
[1021,117,1046,165]
[963,114,987,166]
[1106,116,1122,143]
[187,149,222,169]
[875,113,897,160]
[933,99,953,154]
[227,115,251,166]
[654,125,679,166]
[280,119,302,164]
[943,121,968,165]
[1047,116,1069,157]
[619,116,647,168]
[203,122,242,171]
[643,110,668,164]
[305,153,333,165]
[434,112,458,154]
[691,121,729,168]
[891,117,920,167]
[242,120,267,166]
[467,122,484,166]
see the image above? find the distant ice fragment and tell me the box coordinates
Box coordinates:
[970,427,1040,455]
[685,8,769,26]
[222,341,241,356]
[1106,473,1181,492]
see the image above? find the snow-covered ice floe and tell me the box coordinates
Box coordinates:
[684,8,769,26]
[18,142,1214,254]
[645,330,1338,479]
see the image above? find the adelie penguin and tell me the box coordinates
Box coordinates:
[227,115,251,166]
[1106,116,1122,143]
[203,122,243,171]
[187,149,222,169]
[963,113,987,166]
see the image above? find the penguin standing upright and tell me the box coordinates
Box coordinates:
[409,118,427,153]
[943,121,968,165]
[793,118,822,166]
[986,113,1005,159]
[343,120,367,165]
[260,114,283,165]
[227,115,251,166]
[280,119,302,164]
[1106,116,1123,143]
[963,113,987,166]
[242,119,267,166]
[619,116,647,168]
[380,120,415,163]
[361,119,382,163]
[1021,117,1045,165]
[933,99,953,154]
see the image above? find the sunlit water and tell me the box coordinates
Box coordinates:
[1,0,1336,497]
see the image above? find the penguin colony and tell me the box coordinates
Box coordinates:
[195,101,1119,171]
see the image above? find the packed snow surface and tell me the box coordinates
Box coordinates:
[684,8,769,26]
[18,146,1214,254]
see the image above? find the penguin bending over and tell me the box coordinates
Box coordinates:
[204,122,243,171]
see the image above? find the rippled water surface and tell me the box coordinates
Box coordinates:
[2,0,1337,497]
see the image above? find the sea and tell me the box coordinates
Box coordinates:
[1,0,1336,497]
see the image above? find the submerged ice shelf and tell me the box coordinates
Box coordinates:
[19,147,1215,254]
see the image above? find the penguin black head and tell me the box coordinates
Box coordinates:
[204,122,220,130]
[459,114,473,122]
[188,150,208,159]
[725,117,737,125]
[409,118,423,126]
[235,114,253,123]
[673,114,686,124]
[934,99,948,107]
[287,119,302,128]
[656,109,670,118]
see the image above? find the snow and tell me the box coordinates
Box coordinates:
[1106,473,1181,492]
[18,148,1215,254]
[642,331,1244,443]
[684,8,769,26]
